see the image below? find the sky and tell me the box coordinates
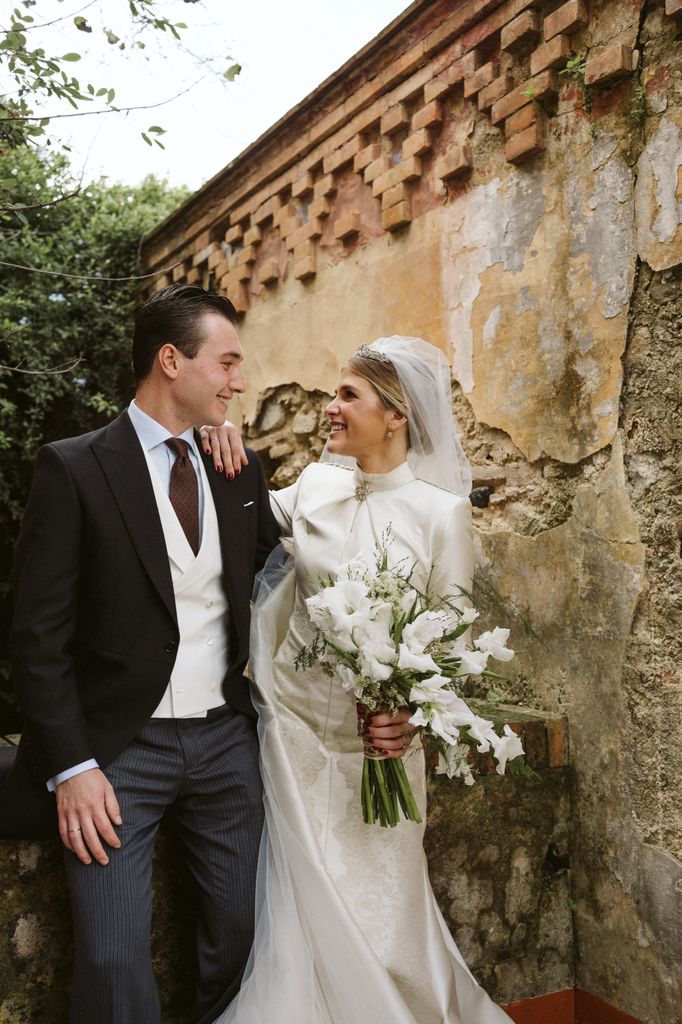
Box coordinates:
[16,0,414,190]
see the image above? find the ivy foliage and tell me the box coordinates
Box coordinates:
[0,143,189,727]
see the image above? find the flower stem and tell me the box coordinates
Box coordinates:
[361,756,375,825]
[389,758,422,824]
[372,758,398,828]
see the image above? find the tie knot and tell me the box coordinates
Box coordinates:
[165,437,191,460]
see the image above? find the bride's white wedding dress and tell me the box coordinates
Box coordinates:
[216,460,513,1024]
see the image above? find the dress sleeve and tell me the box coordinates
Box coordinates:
[268,471,305,537]
[428,496,475,613]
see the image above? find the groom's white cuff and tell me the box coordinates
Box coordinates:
[46,759,100,792]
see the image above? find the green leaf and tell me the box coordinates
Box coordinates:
[107,88,115,104]
[141,132,152,146]
[61,53,82,63]
[147,125,165,134]
[74,16,92,33]
[96,87,107,97]
[224,63,241,81]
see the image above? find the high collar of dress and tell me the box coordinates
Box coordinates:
[353,460,415,492]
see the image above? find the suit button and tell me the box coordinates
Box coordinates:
[164,641,177,654]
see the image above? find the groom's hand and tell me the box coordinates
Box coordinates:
[56,768,123,866]
[200,421,248,479]
[366,709,417,760]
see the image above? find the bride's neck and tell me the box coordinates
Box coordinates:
[356,442,409,476]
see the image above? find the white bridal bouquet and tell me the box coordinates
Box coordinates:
[295,541,525,828]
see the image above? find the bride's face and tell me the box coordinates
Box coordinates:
[324,370,394,460]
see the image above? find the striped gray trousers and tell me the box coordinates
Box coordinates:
[63,705,264,1024]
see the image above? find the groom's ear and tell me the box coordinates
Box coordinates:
[158,344,180,379]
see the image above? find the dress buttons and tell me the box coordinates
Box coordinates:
[206,637,214,646]
[206,600,214,608]
[164,641,177,654]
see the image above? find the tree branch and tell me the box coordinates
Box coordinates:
[0,356,84,375]
[0,78,203,123]
[0,185,82,213]
[0,258,183,282]
[3,0,99,33]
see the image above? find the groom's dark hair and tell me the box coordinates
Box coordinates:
[132,283,238,383]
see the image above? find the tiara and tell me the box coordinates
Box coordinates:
[354,344,392,364]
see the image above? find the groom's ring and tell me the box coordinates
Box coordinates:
[69,827,82,833]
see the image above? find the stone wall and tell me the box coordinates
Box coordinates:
[136,0,680,1021]
[0,714,570,1022]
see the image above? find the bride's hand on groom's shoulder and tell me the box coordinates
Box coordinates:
[365,709,417,760]
[200,422,249,479]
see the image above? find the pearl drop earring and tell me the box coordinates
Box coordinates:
[387,430,393,439]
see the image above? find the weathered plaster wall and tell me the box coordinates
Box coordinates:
[132,0,681,1021]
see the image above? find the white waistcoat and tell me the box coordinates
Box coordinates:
[143,449,229,718]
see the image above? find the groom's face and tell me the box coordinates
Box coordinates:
[174,312,245,426]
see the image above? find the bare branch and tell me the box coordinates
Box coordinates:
[0,356,84,375]
[2,0,99,33]
[0,258,183,283]
[0,78,204,123]
[0,185,82,213]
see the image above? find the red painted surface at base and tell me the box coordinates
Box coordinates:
[499,987,645,1024]
[501,988,575,1024]
[575,988,646,1024]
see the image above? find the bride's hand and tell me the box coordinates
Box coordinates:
[199,422,249,479]
[365,709,416,759]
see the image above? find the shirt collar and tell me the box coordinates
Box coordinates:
[128,399,198,456]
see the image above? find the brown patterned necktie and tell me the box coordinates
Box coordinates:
[165,437,199,555]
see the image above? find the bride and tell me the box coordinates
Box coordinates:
[203,336,513,1024]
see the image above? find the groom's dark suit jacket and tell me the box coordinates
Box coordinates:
[1,411,280,838]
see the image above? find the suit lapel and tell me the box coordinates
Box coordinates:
[92,412,176,624]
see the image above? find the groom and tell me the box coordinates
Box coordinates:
[6,284,280,1024]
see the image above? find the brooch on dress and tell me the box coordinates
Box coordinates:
[354,481,371,502]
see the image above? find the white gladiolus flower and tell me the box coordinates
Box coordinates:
[436,743,475,785]
[409,674,453,705]
[358,647,395,682]
[466,716,498,753]
[490,724,525,774]
[305,579,371,649]
[352,603,397,681]
[336,663,358,693]
[460,606,479,625]
[409,705,462,744]
[398,588,419,616]
[398,644,441,675]
[455,647,490,676]
[402,610,445,654]
[475,627,515,662]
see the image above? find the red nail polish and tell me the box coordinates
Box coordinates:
[228,472,234,480]
[205,448,211,455]
[216,465,223,473]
